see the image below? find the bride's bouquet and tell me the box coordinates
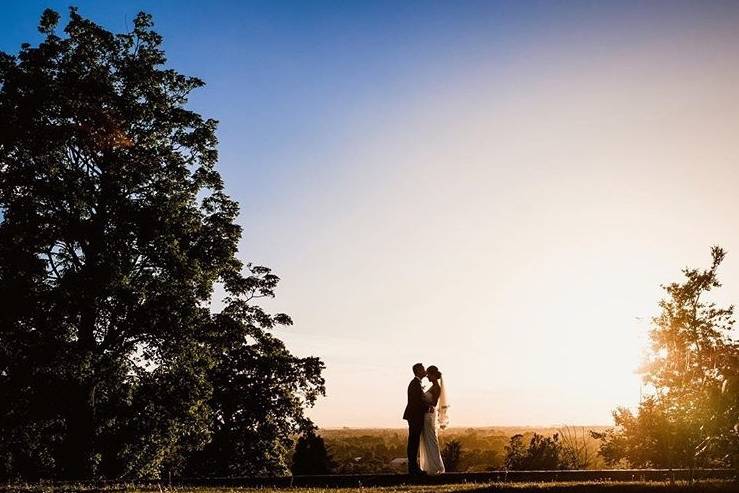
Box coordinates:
[438,377,450,430]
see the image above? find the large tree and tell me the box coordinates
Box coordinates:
[595,247,738,468]
[0,8,324,480]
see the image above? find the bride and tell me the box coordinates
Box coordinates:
[419,365,449,475]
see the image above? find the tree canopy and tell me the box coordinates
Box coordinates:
[0,8,324,480]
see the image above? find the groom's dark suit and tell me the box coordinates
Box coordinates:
[403,377,426,474]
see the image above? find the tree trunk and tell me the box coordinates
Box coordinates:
[60,354,97,479]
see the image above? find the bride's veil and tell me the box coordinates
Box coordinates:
[437,377,450,430]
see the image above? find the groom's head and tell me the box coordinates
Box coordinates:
[412,363,426,379]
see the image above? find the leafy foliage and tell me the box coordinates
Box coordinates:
[504,433,564,470]
[291,433,336,475]
[594,247,738,468]
[0,8,324,480]
[592,398,698,468]
[441,439,463,472]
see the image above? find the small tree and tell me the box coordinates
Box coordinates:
[291,433,335,475]
[441,439,463,472]
[504,433,563,470]
[504,434,527,470]
[644,246,736,465]
[525,433,563,470]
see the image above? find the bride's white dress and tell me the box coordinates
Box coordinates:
[419,389,445,474]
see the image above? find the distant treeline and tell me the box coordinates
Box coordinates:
[309,427,608,473]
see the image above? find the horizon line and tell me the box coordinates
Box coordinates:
[318,423,612,430]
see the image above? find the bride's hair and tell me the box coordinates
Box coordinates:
[426,366,449,429]
[427,365,442,379]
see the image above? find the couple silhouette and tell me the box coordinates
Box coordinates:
[402,363,448,476]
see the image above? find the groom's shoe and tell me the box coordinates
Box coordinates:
[410,471,428,481]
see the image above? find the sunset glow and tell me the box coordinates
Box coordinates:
[253,2,739,427]
[4,0,737,429]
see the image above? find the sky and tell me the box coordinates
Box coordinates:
[2,0,739,428]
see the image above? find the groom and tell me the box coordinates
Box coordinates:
[403,362,427,476]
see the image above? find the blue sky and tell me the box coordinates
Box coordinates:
[1,1,708,208]
[3,1,739,427]
[3,1,732,221]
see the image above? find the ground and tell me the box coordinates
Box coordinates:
[1,481,737,493]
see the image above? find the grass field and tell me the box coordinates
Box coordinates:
[2,481,737,493]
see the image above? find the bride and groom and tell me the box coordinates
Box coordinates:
[402,363,449,476]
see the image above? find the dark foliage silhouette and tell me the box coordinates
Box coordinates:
[558,426,594,469]
[0,8,324,480]
[291,433,336,475]
[504,433,564,470]
[441,439,463,472]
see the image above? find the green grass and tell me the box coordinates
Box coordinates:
[3,481,737,493]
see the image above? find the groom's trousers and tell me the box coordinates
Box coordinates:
[407,417,423,474]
